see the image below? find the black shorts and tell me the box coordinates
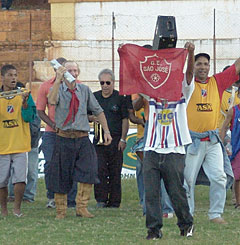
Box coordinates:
[48,135,99,194]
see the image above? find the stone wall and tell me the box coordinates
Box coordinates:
[0,9,51,84]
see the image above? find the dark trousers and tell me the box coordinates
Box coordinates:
[41,132,77,206]
[143,151,193,233]
[48,135,99,193]
[94,136,123,207]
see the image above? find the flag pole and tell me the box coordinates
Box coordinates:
[112,12,116,74]
[29,12,32,91]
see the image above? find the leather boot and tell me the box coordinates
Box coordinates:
[76,183,94,218]
[55,193,67,219]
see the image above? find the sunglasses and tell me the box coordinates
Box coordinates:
[100,81,111,85]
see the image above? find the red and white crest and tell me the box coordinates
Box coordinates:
[140,53,172,89]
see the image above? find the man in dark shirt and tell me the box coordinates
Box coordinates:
[91,68,129,208]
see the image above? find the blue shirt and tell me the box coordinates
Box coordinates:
[230,105,240,161]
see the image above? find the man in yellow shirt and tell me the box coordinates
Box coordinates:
[218,66,240,130]
[185,53,240,224]
[0,64,35,217]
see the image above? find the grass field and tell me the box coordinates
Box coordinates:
[0,178,239,245]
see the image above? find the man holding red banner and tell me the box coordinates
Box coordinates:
[118,42,195,240]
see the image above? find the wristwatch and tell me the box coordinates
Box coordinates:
[120,138,126,143]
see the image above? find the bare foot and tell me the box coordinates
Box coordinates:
[1,209,8,217]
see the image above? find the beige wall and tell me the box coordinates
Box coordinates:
[51,3,75,40]
[49,0,169,2]
[45,0,240,85]
[48,0,178,40]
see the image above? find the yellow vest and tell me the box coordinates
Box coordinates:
[187,77,220,133]
[135,108,145,139]
[218,90,240,129]
[0,95,31,154]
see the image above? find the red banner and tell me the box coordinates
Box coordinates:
[118,44,188,101]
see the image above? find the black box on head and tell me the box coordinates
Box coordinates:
[152,16,177,50]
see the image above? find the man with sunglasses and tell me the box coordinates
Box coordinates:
[90,68,129,208]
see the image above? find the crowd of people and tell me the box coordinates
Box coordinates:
[0,41,240,240]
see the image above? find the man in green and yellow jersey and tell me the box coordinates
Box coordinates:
[0,65,36,217]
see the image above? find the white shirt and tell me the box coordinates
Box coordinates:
[144,75,195,154]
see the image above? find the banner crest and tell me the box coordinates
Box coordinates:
[140,53,172,89]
